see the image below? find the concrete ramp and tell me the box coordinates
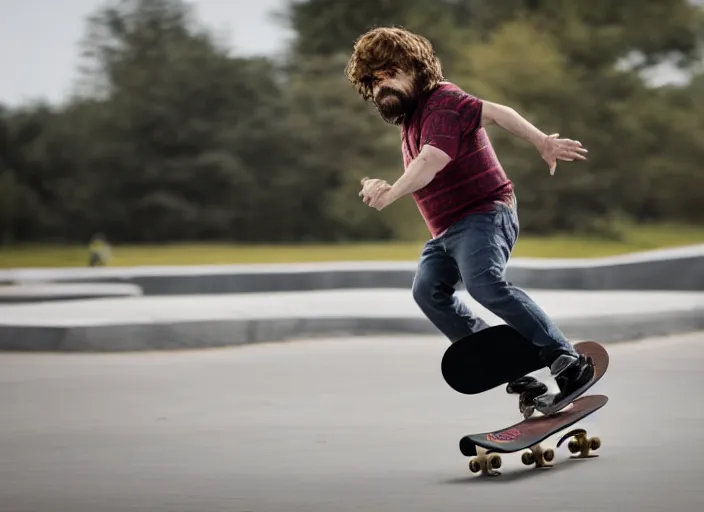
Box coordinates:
[1,289,702,351]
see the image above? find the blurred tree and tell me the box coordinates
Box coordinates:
[73,0,304,242]
[634,71,704,223]
[277,0,704,236]
[278,0,469,77]
[450,0,704,69]
[277,0,473,240]
[0,0,702,245]
[0,104,68,243]
[284,53,429,241]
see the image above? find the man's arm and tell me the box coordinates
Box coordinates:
[480,101,546,147]
[363,144,451,210]
[481,100,587,174]
[385,144,451,202]
[379,107,459,205]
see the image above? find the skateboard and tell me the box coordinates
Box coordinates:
[441,325,609,416]
[441,325,610,476]
[459,394,608,476]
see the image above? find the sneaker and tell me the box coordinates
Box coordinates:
[534,353,595,415]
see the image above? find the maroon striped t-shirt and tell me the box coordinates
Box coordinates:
[401,82,513,238]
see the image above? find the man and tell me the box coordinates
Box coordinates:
[344,26,593,414]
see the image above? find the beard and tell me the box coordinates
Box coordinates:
[373,86,416,125]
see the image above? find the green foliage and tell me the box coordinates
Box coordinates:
[0,0,703,246]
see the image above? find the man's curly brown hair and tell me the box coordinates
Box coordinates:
[344,27,444,101]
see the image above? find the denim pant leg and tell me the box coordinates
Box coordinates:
[411,237,491,342]
[445,202,576,364]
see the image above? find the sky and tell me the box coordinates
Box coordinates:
[0,0,695,107]
[0,0,293,106]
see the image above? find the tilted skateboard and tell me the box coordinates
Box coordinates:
[441,325,609,416]
[441,325,611,476]
[460,394,608,476]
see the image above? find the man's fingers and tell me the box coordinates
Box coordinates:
[558,150,587,161]
[360,182,380,196]
[360,187,386,205]
[544,137,588,174]
[558,140,588,152]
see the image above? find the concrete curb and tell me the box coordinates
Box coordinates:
[0,283,143,304]
[1,244,702,293]
[2,309,703,352]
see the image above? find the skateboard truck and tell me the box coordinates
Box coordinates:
[467,446,503,477]
[466,443,556,477]
[520,443,555,468]
[461,441,503,477]
[469,448,501,476]
[556,428,602,458]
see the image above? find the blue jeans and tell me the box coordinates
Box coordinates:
[411,196,575,365]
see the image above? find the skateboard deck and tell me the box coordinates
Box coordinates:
[441,325,609,399]
[460,394,608,476]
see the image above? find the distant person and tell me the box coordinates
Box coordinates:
[345,27,592,412]
[88,233,111,267]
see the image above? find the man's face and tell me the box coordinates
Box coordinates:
[371,68,418,125]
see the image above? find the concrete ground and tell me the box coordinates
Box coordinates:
[1,331,703,512]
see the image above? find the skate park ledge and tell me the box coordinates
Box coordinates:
[0,244,703,298]
[0,288,703,352]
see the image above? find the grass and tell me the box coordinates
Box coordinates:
[0,223,702,268]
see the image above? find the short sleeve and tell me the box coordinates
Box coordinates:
[420,109,462,160]
[463,95,483,132]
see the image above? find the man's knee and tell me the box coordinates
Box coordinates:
[465,270,510,308]
[411,272,433,308]
[412,273,452,311]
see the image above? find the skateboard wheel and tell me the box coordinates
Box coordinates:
[521,451,534,465]
[488,454,502,469]
[589,437,601,450]
[543,448,555,462]
[469,458,481,473]
[567,439,580,453]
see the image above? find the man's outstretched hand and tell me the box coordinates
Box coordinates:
[539,133,588,175]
